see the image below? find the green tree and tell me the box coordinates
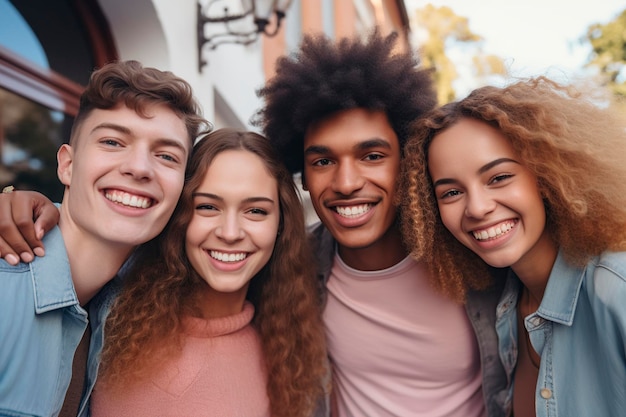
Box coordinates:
[585,9,626,97]
[411,5,506,104]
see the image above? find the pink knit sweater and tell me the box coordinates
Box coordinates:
[91,302,270,417]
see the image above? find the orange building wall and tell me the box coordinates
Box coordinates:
[263,0,409,79]
[334,1,357,39]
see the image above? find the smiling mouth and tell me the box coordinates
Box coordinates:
[105,190,154,208]
[472,220,517,241]
[335,204,373,218]
[210,250,248,262]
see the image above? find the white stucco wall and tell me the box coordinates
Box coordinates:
[96,0,264,130]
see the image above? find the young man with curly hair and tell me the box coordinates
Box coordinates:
[254,30,509,417]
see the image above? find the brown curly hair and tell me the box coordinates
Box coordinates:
[99,129,327,416]
[400,77,626,303]
[71,60,210,147]
[254,29,436,174]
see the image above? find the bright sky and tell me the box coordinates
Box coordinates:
[405,0,625,96]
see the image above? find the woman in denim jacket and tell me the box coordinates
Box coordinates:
[400,77,626,417]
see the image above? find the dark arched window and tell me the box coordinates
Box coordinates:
[0,0,116,201]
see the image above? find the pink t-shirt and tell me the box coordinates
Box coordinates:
[91,302,270,417]
[324,255,485,417]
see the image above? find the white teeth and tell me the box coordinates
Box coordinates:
[105,190,152,208]
[210,251,247,262]
[336,204,371,218]
[473,221,515,241]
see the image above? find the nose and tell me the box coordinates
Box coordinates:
[120,144,155,181]
[331,161,365,196]
[464,188,496,219]
[215,212,245,242]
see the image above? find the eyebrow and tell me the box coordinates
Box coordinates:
[91,122,188,155]
[91,122,131,135]
[192,192,276,205]
[478,158,519,174]
[304,137,393,156]
[356,138,393,151]
[432,157,520,187]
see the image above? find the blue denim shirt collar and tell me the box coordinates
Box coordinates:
[536,251,585,326]
[30,226,79,313]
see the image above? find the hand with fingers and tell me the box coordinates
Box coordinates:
[0,189,59,265]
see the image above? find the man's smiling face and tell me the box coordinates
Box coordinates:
[57,103,190,249]
[303,108,401,259]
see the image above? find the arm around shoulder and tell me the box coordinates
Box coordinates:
[0,190,59,264]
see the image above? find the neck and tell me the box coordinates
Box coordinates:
[189,282,249,319]
[59,210,134,306]
[519,286,541,316]
[338,223,407,271]
[511,230,558,303]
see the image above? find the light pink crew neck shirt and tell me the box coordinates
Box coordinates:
[324,255,485,417]
[91,302,270,417]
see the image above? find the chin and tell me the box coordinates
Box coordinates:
[479,255,517,269]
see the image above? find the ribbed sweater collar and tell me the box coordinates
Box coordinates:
[182,301,254,338]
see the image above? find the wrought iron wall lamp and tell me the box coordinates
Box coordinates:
[197,0,293,71]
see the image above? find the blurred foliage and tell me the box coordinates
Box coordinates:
[585,9,626,98]
[412,4,507,104]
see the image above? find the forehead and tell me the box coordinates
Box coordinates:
[430,118,515,161]
[199,149,278,195]
[304,108,400,153]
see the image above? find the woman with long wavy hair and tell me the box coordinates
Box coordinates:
[400,77,626,417]
[91,128,327,417]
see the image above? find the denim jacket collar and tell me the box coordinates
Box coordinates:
[536,250,585,326]
[30,226,79,313]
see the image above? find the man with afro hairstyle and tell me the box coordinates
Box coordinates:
[255,30,508,417]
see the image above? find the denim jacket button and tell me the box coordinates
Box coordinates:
[540,388,552,399]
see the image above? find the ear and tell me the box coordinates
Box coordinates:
[57,144,74,186]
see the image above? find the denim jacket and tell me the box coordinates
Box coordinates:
[496,250,626,417]
[309,223,510,417]
[0,226,87,417]
[76,277,121,417]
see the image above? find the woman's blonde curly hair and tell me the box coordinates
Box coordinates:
[399,77,626,303]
